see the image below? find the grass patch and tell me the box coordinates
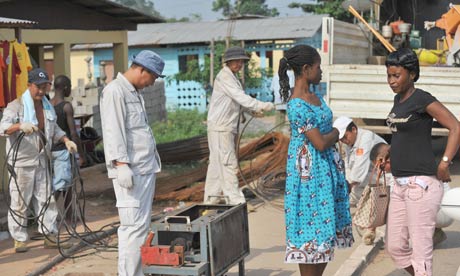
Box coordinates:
[152,109,207,144]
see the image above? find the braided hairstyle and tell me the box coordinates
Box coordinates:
[278,45,320,103]
[385,48,420,82]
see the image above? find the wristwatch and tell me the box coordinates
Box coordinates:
[441,156,452,164]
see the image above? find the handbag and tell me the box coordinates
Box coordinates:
[352,162,390,228]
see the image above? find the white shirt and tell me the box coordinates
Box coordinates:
[344,128,386,185]
[207,66,266,133]
[100,73,161,178]
[0,99,65,167]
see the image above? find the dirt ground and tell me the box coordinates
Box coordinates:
[2,116,281,273]
[0,115,281,276]
[0,163,190,276]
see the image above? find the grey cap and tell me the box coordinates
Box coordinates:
[132,50,165,78]
[28,68,51,85]
[223,47,250,63]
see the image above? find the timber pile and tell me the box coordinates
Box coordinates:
[155,132,289,201]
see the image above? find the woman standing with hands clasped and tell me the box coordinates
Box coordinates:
[385,48,459,276]
[281,45,354,276]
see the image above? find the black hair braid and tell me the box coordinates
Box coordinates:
[278,45,320,103]
[278,57,291,103]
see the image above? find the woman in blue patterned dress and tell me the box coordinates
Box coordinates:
[279,45,354,275]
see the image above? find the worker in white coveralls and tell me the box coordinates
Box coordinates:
[100,50,163,276]
[204,47,275,204]
[0,68,77,253]
[333,116,387,206]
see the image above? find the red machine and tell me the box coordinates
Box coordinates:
[141,232,184,266]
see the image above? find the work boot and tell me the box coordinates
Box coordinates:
[44,237,73,249]
[14,240,29,253]
[433,228,447,246]
[362,229,376,245]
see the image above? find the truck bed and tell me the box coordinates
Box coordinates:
[324,64,460,135]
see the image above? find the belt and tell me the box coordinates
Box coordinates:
[394,176,429,190]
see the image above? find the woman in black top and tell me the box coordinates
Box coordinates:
[385,48,459,276]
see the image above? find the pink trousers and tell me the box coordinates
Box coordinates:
[386,175,443,276]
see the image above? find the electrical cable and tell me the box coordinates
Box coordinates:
[235,111,288,211]
[2,128,119,259]
[2,130,54,232]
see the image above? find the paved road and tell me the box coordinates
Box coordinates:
[363,137,460,276]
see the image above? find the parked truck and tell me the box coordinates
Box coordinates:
[320,17,460,136]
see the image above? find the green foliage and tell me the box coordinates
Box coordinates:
[289,1,353,22]
[168,42,272,93]
[151,109,207,144]
[112,0,161,17]
[213,0,233,17]
[167,13,202,22]
[212,0,279,18]
[167,43,224,92]
[244,59,273,89]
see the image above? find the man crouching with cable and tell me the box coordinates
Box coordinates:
[0,68,77,253]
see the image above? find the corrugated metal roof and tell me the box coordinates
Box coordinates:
[0,16,38,27]
[129,15,325,45]
[68,0,164,23]
[72,15,325,49]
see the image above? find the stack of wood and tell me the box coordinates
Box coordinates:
[154,132,289,201]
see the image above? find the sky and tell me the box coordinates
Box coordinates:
[151,0,314,21]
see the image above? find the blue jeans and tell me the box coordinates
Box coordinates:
[52,150,72,192]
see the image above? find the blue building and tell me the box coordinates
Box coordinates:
[80,15,325,112]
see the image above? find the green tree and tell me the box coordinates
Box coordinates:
[212,0,279,18]
[167,13,203,23]
[112,0,161,17]
[289,1,353,22]
[169,42,271,92]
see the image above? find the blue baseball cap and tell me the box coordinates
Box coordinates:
[28,68,51,85]
[132,50,165,78]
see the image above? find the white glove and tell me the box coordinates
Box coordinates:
[259,102,275,112]
[65,140,77,153]
[116,164,134,189]
[19,122,38,135]
[424,21,436,30]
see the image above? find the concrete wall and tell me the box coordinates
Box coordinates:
[70,79,166,138]
[44,50,95,90]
